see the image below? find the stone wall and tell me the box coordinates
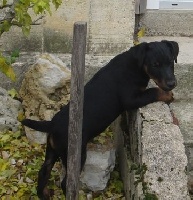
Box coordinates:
[0,0,135,55]
[113,103,190,199]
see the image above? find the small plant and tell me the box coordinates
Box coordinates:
[93,126,113,145]
[132,163,158,200]
[157,177,163,182]
[133,27,145,46]
[144,192,159,200]
[0,49,20,81]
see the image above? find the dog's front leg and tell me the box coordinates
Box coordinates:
[138,87,173,107]
[126,87,174,109]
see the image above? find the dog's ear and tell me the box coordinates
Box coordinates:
[161,40,179,63]
[132,42,148,67]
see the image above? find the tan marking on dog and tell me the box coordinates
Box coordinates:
[49,136,55,149]
[144,65,159,84]
[140,86,146,92]
[144,65,166,88]
[157,88,174,103]
[154,79,168,90]
[43,187,51,199]
[144,65,148,74]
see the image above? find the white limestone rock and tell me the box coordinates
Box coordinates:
[19,54,71,144]
[80,148,116,191]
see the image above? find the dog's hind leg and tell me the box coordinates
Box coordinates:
[60,153,67,195]
[37,141,58,200]
[80,145,87,171]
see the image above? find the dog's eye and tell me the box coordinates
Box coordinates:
[153,62,159,67]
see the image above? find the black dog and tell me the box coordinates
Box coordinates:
[22,40,179,199]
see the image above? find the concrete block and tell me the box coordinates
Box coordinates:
[88,0,135,54]
[114,102,190,199]
[142,120,189,199]
[43,28,72,53]
[140,10,193,37]
[171,102,193,143]
[0,26,43,52]
[173,64,193,100]
[141,103,189,199]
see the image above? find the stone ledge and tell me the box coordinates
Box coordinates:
[114,102,190,199]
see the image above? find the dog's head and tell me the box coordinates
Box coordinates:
[134,40,179,91]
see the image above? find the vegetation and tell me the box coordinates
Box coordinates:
[0,0,62,36]
[133,27,145,45]
[132,163,158,200]
[0,128,124,199]
[0,0,62,80]
[0,129,46,199]
[0,49,19,81]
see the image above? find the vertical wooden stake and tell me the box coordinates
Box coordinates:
[66,21,87,200]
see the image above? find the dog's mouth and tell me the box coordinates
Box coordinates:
[153,79,177,91]
[161,86,174,92]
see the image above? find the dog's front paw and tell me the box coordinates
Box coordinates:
[157,89,174,104]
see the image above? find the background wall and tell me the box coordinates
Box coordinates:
[0,0,135,55]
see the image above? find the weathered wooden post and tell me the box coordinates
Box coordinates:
[66,21,87,199]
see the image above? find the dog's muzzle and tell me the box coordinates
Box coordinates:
[162,78,177,91]
[165,79,176,90]
[154,78,177,91]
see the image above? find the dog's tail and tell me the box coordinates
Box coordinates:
[22,119,52,133]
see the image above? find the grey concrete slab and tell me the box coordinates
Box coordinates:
[171,101,193,144]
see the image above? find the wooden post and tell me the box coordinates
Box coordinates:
[66,21,87,200]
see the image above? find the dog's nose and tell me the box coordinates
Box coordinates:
[166,80,176,89]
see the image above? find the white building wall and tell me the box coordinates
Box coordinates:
[147,0,193,9]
